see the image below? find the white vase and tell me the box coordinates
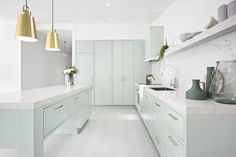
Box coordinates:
[65,74,77,87]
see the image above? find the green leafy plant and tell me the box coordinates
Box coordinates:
[157,40,169,61]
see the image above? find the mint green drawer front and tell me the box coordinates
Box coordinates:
[152,100,166,138]
[166,107,184,140]
[44,101,69,136]
[69,95,80,115]
[153,135,166,157]
[163,128,184,157]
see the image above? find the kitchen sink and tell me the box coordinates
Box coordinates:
[150,87,175,91]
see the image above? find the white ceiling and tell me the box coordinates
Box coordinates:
[0,0,174,23]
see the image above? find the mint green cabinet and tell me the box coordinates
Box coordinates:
[94,41,113,105]
[123,41,134,105]
[76,40,94,53]
[138,89,236,157]
[60,89,92,132]
[43,100,69,136]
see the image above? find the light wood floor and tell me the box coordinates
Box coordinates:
[0,106,160,157]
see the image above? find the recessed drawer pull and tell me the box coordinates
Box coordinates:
[155,137,160,144]
[54,105,64,110]
[168,113,178,120]
[73,97,79,100]
[155,102,161,107]
[168,136,178,146]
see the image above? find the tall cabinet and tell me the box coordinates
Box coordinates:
[76,40,150,105]
[94,41,113,105]
[113,41,134,105]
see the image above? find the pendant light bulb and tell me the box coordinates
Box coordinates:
[15,0,38,42]
[45,0,60,51]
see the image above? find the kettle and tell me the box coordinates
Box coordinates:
[209,60,236,104]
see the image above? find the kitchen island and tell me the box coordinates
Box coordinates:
[0,84,92,157]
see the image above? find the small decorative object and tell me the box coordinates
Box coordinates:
[206,67,215,98]
[157,40,169,61]
[204,17,218,30]
[179,31,202,42]
[209,60,236,104]
[227,0,236,18]
[218,4,228,22]
[186,80,207,100]
[63,66,79,86]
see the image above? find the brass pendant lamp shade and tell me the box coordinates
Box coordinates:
[45,0,60,51]
[15,0,38,42]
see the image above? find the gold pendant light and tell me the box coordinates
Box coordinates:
[15,0,38,42]
[45,0,60,51]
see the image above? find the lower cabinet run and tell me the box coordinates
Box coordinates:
[139,90,236,157]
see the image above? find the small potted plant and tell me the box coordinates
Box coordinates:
[63,66,79,86]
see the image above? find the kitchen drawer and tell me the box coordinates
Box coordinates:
[166,107,184,140]
[163,128,184,157]
[152,100,166,137]
[153,135,166,157]
[44,101,69,136]
[69,95,80,115]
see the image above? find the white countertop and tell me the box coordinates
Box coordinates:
[0,84,93,110]
[144,87,236,115]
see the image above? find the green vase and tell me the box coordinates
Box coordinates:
[186,80,207,100]
[206,67,215,98]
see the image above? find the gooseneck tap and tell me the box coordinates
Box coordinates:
[146,74,156,85]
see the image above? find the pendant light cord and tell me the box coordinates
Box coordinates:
[52,0,54,28]
[25,0,29,10]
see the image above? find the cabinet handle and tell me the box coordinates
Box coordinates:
[155,102,161,107]
[73,96,79,100]
[54,105,64,110]
[168,136,178,146]
[155,137,160,144]
[168,113,178,120]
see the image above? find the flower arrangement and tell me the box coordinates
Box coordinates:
[63,66,79,75]
[64,66,79,86]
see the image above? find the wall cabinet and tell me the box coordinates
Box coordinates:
[145,26,164,62]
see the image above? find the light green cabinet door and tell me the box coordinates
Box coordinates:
[76,54,94,85]
[123,41,134,105]
[113,41,124,104]
[76,40,94,53]
[94,41,112,105]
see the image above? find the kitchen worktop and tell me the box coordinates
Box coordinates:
[0,84,93,110]
[144,87,236,115]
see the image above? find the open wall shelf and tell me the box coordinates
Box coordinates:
[165,15,236,56]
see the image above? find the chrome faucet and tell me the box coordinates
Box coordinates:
[161,64,177,88]
[146,74,156,85]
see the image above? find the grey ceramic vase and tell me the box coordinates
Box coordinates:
[227,0,236,18]
[186,80,207,100]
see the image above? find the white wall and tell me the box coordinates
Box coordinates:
[76,23,147,40]
[0,22,21,94]
[21,30,72,90]
[151,0,236,91]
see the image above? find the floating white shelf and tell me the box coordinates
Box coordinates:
[165,15,236,56]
